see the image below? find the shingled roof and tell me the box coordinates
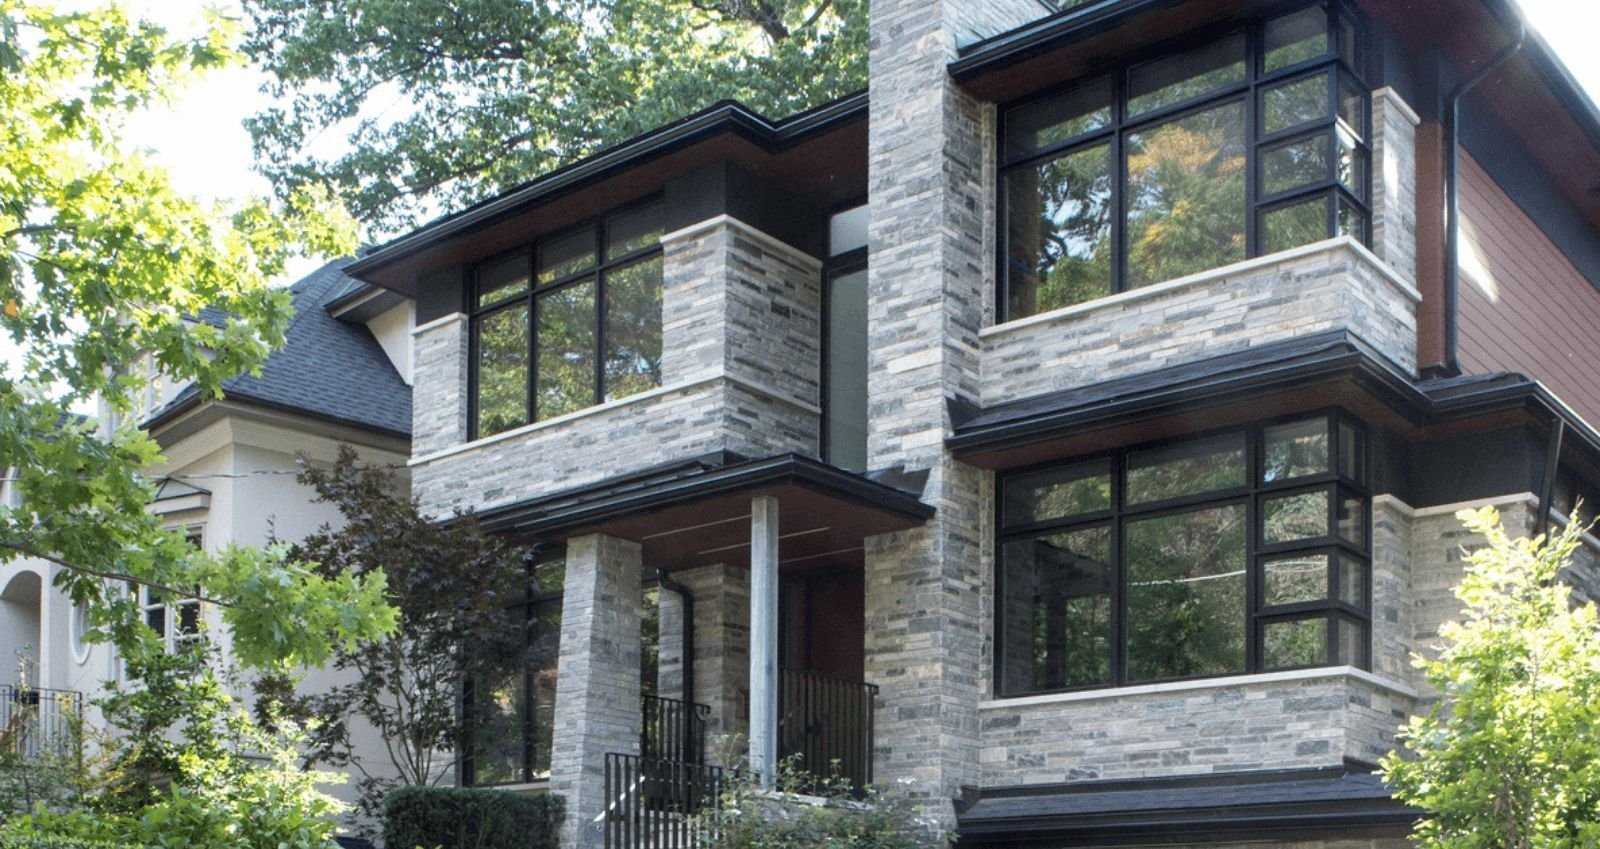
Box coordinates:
[147,258,412,438]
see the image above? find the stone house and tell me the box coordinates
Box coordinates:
[343,0,1600,846]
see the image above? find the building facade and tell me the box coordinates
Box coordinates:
[344,0,1600,846]
[0,259,415,822]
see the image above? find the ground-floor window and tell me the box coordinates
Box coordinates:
[996,413,1371,698]
[464,549,563,786]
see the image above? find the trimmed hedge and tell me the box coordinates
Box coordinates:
[383,786,563,849]
[0,839,139,849]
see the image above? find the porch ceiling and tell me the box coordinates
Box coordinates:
[476,453,934,574]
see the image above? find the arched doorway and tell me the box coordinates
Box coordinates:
[0,570,43,686]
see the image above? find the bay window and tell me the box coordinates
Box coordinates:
[996,414,1371,697]
[471,200,665,439]
[1000,2,1369,321]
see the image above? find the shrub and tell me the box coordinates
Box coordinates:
[0,836,140,849]
[383,786,563,849]
[691,757,945,849]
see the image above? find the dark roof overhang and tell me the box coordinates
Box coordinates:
[474,452,933,573]
[948,330,1600,471]
[346,93,868,295]
[956,763,1419,847]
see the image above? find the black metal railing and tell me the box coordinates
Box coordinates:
[0,685,82,761]
[603,753,725,849]
[641,694,711,764]
[777,667,877,793]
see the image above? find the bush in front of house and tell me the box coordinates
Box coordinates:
[383,786,563,849]
[691,757,945,849]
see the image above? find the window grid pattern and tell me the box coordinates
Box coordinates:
[463,550,563,787]
[468,200,665,440]
[998,1,1370,322]
[995,414,1372,699]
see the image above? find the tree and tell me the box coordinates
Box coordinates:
[267,447,533,831]
[240,0,867,232]
[0,0,393,671]
[1380,506,1600,849]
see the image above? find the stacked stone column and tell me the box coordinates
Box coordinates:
[550,533,644,849]
[863,0,1045,819]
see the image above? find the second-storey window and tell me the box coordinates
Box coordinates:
[999,1,1368,321]
[471,200,665,438]
[996,414,1371,698]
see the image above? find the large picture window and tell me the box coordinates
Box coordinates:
[471,200,665,438]
[996,414,1371,697]
[999,2,1369,321]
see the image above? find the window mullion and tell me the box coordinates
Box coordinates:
[594,222,607,407]
[1245,20,1262,260]
[1111,453,1127,686]
[1245,425,1261,673]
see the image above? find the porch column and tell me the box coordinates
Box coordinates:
[550,533,643,849]
[749,495,779,787]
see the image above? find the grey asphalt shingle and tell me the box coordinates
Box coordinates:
[151,258,412,437]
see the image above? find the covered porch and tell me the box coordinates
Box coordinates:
[478,452,933,848]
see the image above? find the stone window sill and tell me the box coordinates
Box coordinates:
[978,665,1418,711]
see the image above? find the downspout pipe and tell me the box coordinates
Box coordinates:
[1441,22,1526,376]
[1537,415,1566,541]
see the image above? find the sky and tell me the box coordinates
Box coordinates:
[83,0,1600,270]
[10,0,1597,401]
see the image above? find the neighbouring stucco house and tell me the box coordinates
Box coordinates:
[294,0,1600,847]
[0,257,416,820]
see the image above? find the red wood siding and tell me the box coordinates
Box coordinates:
[1457,152,1600,425]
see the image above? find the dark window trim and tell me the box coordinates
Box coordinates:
[819,197,869,469]
[994,409,1373,699]
[461,545,566,788]
[467,196,665,441]
[995,0,1372,323]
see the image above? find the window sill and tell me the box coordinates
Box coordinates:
[476,779,552,793]
[979,665,1418,711]
[980,237,1421,340]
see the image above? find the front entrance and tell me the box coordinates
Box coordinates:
[780,569,865,683]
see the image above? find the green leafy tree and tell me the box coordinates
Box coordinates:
[1381,506,1600,849]
[0,0,392,671]
[266,447,533,833]
[240,0,867,231]
[8,645,350,849]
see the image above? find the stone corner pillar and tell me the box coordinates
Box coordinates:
[549,533,644,849]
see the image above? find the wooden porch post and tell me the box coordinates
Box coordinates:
[749,495,779,788]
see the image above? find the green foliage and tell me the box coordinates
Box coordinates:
[0,0,391,673]
[382,785,563,849]
[266,447,533,831]
[1380,506,1600,849]
[691,757,943,849]
[6,646,350,849]
[241,0,867,232]
[0,836,140,849]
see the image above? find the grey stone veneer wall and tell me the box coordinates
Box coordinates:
[864,0,1041,814]
[979,239,1423,407]
[978,671,1414,785]
[975,491,1600,788]
[1372,89,1420,286]
[407,216,821,517]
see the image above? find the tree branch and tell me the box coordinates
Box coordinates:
[0,540,239,609]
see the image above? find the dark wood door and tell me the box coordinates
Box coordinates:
[780,570,864,682]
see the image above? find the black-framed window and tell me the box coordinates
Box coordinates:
[822,203,869,472]
[996,413,1372,698]
[999,1,1370,322]
[464,550,564,786]
[470,200,665,439]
